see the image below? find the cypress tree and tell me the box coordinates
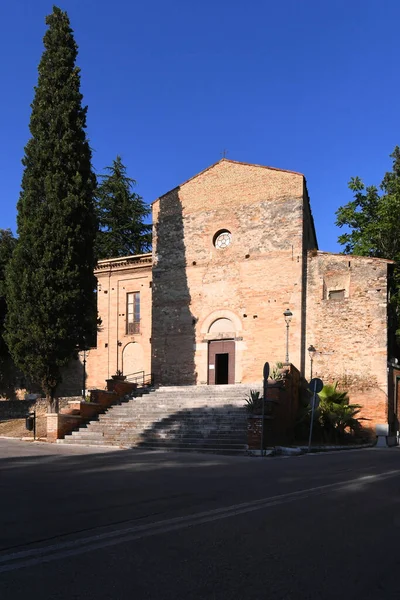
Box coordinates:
[96,156,151,259]
[5,6,97,411]
[0,229,16,361]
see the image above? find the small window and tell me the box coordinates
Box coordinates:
[213,229,232,249]
[328,289,345,300]
[126,292,140,334]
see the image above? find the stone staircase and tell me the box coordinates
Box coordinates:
[57,384,260,455]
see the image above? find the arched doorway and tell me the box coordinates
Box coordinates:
[122,342,144,377]
[208,317,235,385]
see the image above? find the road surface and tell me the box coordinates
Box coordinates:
[0,439,399,599]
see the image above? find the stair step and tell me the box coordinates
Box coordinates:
[59,384,253,456]
[60,438,111,446]
[121,439,246,446]
[95,420,247,426]
[120,442,247,447]
[127,446,247,455]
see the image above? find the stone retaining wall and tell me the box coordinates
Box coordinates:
[0,398,76,439]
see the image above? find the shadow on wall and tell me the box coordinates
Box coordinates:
[0,355,87,401]
[0,357,20,400]
[58,357,84,397]
[151,187,196,385]
[0,357,42,400]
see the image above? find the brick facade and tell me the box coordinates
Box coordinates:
[305,251,393,430]
[86,254,152,389]
[151,159,316,385]
[84,158,397,432]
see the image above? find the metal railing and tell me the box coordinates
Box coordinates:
[125,370,154,387]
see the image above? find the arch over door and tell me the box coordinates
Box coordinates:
[122,342,144,376]
[208,318,235,335]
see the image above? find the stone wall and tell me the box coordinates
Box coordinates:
[305,251,392,430]
[1,354,89,400]
[152,159,314,385]
[0,397,72,439]
[247,364,301,448]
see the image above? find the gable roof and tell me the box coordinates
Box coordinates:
[154,158,304,203]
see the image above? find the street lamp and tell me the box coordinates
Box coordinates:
[82,347,87,400]
[283,308,293,364]
[308,345,316,380]
[81,337,90,400]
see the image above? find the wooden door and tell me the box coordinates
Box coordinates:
[208,340,235,385]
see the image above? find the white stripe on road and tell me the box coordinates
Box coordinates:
[1,469,399,574]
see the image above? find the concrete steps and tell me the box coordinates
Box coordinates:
[58,384,254,454]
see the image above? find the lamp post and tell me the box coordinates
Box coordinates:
[308,345,316,380]
[283,308,293,364]
[82,347,87,400]
[81,337,90,400]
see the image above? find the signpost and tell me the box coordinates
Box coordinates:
[307,377,323,452]
[261,362,270,456]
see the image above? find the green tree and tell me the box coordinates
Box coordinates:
[336,146,400,334]
[0,229,17,359]
[4,6,97,411]
[96,156,151,259]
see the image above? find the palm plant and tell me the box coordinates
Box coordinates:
[244,390,263,413]
[317,383,364,442]
[270,362,286,381]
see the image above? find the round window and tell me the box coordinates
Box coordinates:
[213,230,232,249]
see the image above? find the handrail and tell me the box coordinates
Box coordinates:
[125,371,154,387]
[125,370,145,378]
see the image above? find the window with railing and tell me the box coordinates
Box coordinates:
[126,292,140,334]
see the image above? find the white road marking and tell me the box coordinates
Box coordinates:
[0,469,399,574]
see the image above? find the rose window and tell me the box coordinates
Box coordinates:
[213,230,232,249]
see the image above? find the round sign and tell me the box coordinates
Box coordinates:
[309,378,323,393]
[263,362,270,380]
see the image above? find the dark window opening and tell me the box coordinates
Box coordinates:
[328,289,345,300]
[126,292,140,334]
[215,353,229,385]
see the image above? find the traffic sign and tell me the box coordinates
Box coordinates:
[309,377,323,394]
[263,362,270,380]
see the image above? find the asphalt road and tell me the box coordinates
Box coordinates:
[1,439,400,599]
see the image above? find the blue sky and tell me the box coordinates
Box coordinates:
[0,0,398,252]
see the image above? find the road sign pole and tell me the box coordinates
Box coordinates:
[261,389,265,457]
[307,377,323,453]
[308,390,316,452]
[261,363,270,457]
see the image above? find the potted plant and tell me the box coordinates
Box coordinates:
[111,370,126,382]
[269,362,287,384]
[245,389,263,414]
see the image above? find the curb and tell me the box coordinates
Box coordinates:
[247,443,375,457]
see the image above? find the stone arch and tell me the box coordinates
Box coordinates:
[122,342,144,376]
[208,318,234,334]
[201,310,242,337]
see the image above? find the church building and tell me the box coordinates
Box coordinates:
[85,158,398,432]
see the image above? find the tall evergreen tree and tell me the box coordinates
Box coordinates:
[96,156,151,259]
[5,6,97,411]
[0,229,16,360]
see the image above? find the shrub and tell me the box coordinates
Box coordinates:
[295,381,366,444]
[244,390,263,413]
